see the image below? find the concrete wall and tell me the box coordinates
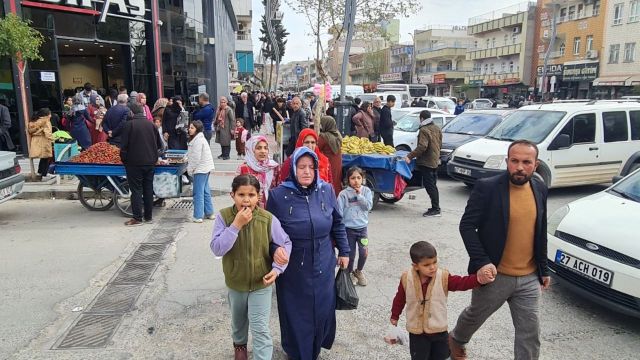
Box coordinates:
[601,0,640,77]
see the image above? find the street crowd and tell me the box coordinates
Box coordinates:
[20,84,551,360]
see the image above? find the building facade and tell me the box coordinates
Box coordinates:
[1,0,237,153]
[414,26,475,97]
[596,0,640,97]
[348,49,390,90]
[232,0,254,81]
[466,2,537,100]
[381,45,414,84]
[535,0,605,100]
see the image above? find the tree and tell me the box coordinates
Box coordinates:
[0,14,45,179]
[363,48,387,83]
[259,0,289,91]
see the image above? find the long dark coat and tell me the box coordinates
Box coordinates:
[215,107,235,146]
[266,147,350,360]
[162,106,188,150]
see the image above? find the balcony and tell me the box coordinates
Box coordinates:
[390,64,411,73]
[466,72,522,86]
[467,43,522,60]
[467,2,533,35]
[416,46,469,61]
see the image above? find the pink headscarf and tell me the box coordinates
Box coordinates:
[244,135,279,195]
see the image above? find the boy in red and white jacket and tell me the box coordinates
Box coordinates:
[234,119,248,159]
[390,241,494,360]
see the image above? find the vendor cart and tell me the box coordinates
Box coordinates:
[342,151,420,208]
[53,151,188,217]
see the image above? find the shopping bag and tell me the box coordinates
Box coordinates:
[335,268,359,310]
[153,172,180,198]
[383,325,409,346]
[393,174,407,199]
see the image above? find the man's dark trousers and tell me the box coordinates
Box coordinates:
[125,165,155,221]
[418,165,439,210]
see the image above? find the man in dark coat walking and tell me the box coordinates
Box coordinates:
[379,95,395,146]
[286,96,309,155]
[120,103,162,227]
[235,92,255,134]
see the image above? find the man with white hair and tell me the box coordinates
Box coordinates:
[136,92,153,121]
[234,92,254,135]
[102,93,131,147]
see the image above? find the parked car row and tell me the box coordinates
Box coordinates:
[0,151,25,205]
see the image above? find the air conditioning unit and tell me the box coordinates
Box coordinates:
[587,50,598,59]
[513,27,521,34]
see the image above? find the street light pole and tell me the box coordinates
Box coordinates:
[408,32,415,84]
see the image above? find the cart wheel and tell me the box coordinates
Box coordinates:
[380,192,404,204]
[77,182,114,211]
[364,173,380,208]
[114,181,134,218]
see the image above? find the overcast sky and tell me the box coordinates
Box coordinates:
[251,0,526,64]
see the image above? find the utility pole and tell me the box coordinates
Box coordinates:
[265,0,281,92]
[541,2,558,100]
[334,0,357,135]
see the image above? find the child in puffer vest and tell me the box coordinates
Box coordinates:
[389,241,493,360]
[211,174,292,360]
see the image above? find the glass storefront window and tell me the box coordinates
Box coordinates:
[29,30,58,71]
[97,17,130,42]
[52,12,96,39]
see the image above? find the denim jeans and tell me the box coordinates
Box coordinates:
[192,173,213,219]
[228,286,273,360]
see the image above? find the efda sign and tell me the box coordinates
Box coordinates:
[26,0,148,22]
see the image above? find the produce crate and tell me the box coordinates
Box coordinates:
[54,142,79,162]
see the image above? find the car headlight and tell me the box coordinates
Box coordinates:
[484,155,507,169]
[547,205,570,236]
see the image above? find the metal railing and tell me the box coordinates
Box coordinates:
[468,1,536,25]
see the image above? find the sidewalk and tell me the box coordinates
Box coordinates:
[17,132,277,200]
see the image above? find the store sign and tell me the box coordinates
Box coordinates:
[380,73,402,82]
[24,0,148,22]
[537,64,563,76]
[433,73,446,84]
[562,62,599,82]
[40,71,56,82]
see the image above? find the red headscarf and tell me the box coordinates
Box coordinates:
[294,129,332,183]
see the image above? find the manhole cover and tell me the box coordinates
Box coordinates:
[129,244,168,262]
[86,284,143,314]
[55,314,122,349]
[170,200,193,209]
[111,262,158,284]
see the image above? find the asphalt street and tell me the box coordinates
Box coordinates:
[2,174,639,360]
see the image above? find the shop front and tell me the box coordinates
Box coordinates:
[481,77,528,101]
[559,61,598,99]
[592,75,640,99]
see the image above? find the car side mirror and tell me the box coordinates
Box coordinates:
[612,175,623,184]
[548,134,570,150]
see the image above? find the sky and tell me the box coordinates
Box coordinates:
[251,0,527,64]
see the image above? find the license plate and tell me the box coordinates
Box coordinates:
[454,166,471,176]
[0,186,12,200]
[555,250,613,286]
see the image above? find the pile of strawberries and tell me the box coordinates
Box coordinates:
[70,142,122,164]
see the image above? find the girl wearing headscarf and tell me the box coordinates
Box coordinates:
[279,128,332,185]
[236,135,281,208]
[317,116,343,196]
[87,93,108,144]
[69,93,92,150]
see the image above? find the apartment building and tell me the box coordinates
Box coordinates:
[382,45,414,84]
[596,0,640,97]
[348,49,391,89]
[232,0,254,80]
[535,0,605,99]
[414,26,475,97]
[466,2,537,100]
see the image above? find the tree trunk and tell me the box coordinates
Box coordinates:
[17,60,36,180]
[268,58,274,91]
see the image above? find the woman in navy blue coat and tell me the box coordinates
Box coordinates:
[267,147,350,360]
[69,93,92,150]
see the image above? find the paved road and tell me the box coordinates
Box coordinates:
[1,178,639,359]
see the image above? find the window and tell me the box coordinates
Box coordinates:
[504,34,509,46]
[631,1,640,22]
[609,44,620,63]
[614,3,624,25]
[484,64,489,74]
[631,111,640,140]
[509,61,514,72]
[501,62,506,73]
[560,8,567,22]
[558,114,596,145]
[492,38,496,48]
[578,4,585,18]
[490,63,495,74]
[624,42,636,62]
[593,0,601,16]
[486,38,490,49]
[586,35,594,52]
[568,5,576,20]
[512,33,518,44]
[573,37,581,55]
[474,40,478,49]
[559,43,566,56]
[603,112,629,142]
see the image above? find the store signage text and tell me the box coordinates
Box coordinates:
[537,64,563,76]
[433,74,446,84]
[562,62,599,82]
[24,0,147,22]
[380,73,402,82]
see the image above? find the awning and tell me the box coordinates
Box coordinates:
[593,75,631,86]
[627,75,640,86]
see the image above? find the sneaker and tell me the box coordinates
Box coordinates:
[125,219,143,227]
[217,155,224,159]
[206,214,216,220]
[349,272,358,286]
[192,218,203,223]
[448,334,468,360]
[143,219,153,224]
[422,208,442,217]
[353,270,367,286]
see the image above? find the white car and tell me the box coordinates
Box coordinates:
[470,98,494,109]
[393,109,455,152]
[0,151,25,205]
[547,168,640,317]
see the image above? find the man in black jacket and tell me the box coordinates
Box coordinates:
[379,95,395,146]
[120,103,162,226]
[235,92,255,134]
[286,96,309,155]
[449,140,550,360]
[103,94,131,147]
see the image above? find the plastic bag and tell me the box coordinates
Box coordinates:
[335,268,359,310]
[393,174,407,199]
[383,325,409,346]
[153,172,180,198]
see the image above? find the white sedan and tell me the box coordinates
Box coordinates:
[547,168,640,317]
[392,109,455,152]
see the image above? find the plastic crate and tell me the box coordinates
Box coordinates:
[54,142,79,162]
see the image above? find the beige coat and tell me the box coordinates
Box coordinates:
[28,117,53,158]
[401,267,449,335]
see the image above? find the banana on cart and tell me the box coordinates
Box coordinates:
[342,136,396,155]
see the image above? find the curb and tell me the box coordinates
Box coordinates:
[16,189,228,200]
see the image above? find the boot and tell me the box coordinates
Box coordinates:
[234,343,247,360]
[353,269,367,286]
[448,334,468,360]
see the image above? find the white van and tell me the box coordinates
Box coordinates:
[359,92,410,109]
[447,101,640,187]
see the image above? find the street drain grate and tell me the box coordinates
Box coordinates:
[111,262,158,284]
[143,234,175,244]
[129,244,168,262]
[55,314,122,349]
[171,200,194,210]
[149,228,179,237]
[86,284,143,314]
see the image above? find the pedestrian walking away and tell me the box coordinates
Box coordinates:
[187,120,215,223]
[69,93,93,150]
[449,140,551,360]
[211,174,292,360]
[337,166,373,286]
[119,103,163,226]
[390,241,490,360]
[404,110,443,217]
